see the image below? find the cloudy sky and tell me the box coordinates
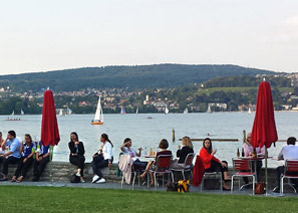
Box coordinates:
[0,0,298,74]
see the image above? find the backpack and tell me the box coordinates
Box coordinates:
[177,180,190,193]
[70,174,80,183]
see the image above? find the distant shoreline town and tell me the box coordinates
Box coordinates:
[0,64,297,115]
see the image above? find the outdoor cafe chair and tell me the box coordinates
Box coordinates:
[201,171,222,191]
[280,160,298,195]
[231,158,255,194]
[171,153,194,182]
[148,154,173,189]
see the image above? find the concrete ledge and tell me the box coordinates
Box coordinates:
[0,161,280,188]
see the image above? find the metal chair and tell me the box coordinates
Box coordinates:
[171,153,194,181]
[280,160,298,195]
[201,171,222,191]
[231,158,255,194]
[148,154,173,189]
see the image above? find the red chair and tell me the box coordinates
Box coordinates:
[171,153,195,181]
[280,160,298,195]
[231,158,255,194]
[148,155,173,189]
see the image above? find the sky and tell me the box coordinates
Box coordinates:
[0,0,298,75]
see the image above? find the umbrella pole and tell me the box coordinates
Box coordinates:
[50,146,53,186]
[265,148,268,196]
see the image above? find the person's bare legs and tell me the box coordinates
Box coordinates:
[224,171,231,180]
[11,176,16,182]
[149,171,154,186]
[140,161,152,179]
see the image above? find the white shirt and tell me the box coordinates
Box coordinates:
[123,147,138,161]
[278,145,298,161]
[102,142,113,160]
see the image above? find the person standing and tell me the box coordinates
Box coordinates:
[273,137,298,193]
[0,130,21,181]
[91,134,113,184]
[68,132,85,183]
[12,134,35,182]
[32,141,50,181]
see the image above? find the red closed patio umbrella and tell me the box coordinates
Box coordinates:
[251,81,278,193]
[41,90,60,184]
[41,90,60,146]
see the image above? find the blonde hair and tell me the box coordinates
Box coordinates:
[182,136,193,149]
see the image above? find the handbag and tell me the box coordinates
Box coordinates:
[177,180,190,193]
[70,174,80,183]
[254,182,265,194]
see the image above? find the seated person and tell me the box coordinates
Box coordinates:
[273,137,298,193]
[12,134,35,182]
[32,141,50,181]
[200,138,230,190]
[140,139,172,186]
[91,134,113,184]
[120,138,147,171]
[0,130,21,181]
[171,136,194,169]
[242,133,265,183]
[68,132,85,183]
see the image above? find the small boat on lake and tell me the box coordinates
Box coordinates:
[91,97,104,125]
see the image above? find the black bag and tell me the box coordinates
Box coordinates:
[167,183,178,191]
[70,174,80,183]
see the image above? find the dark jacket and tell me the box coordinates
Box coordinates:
[177,146,194,163]
[68,141,85,157]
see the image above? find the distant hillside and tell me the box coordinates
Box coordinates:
[0,64,275,92]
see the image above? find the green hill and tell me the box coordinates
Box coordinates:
[0,64,275,92]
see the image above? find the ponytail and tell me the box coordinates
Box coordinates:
[101,133,113,147]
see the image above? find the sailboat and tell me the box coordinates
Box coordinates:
[248,107,252,114]
[91,97,104,125]
[11,110,15,116]
[59,109,64,116]
[21,109,24,115]
[207,104,212,113]
[136,107,139,114]
[120,106,126,114]
[165,107,169,114]
[183,108,188,114]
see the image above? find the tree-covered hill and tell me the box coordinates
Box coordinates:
[0,64,275,92]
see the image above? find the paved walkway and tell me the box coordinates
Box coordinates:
[0,180,297,198]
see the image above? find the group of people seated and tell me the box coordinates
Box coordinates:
[1,129,298,192]
[0,130,51,182]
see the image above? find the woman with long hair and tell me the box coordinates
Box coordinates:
[91,133,113,184]
[68,132,85,183]
[199,138,231,190]
[171,136,194,169]
[12,134,35,182]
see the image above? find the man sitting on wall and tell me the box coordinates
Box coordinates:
[0,130,21,181]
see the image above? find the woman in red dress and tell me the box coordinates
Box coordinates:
[200,138,231,190]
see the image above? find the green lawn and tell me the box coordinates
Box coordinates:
[0,186,297,213]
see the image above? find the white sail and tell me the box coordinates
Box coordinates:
[11,110,14,116]
[136,107,139,114]
[165,107,169,114]
[94,97,104,122]
[59,109,64,116]
[248,107,252,114]
[21,109,24,115]
[183,108,188,114]
[207,104,212,113]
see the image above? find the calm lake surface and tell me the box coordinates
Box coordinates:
[1,112,297,168]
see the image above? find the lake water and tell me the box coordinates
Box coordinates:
[1,112,297,168]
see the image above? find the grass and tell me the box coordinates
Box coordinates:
[0,186,298,213]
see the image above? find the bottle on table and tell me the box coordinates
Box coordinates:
[237,148,240,157]
[241,148,245,157]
